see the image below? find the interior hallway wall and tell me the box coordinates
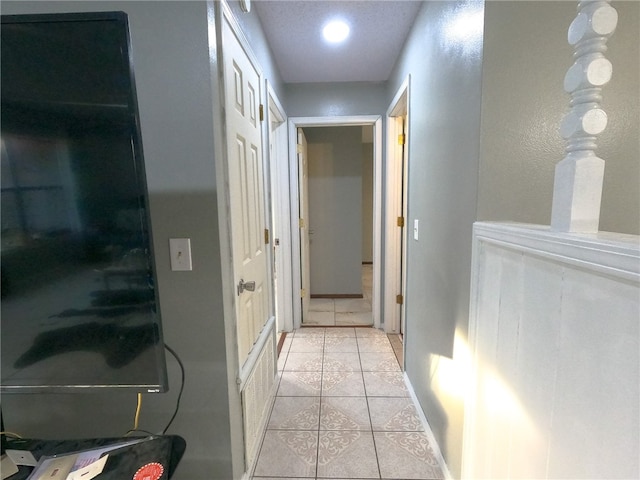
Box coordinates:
[388,1,639,478]
[304,126,363,295]
[286,82,388,118]
[0,1,286,478]
[0,2,232,478]
[386,1,485,478]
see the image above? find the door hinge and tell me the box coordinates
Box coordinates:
[398,133,406,145]
[297,144,303,153]
[259,104,264,122]
[299,218,306,228]
[264,228,269,244]
[300,288,306,298]
[396,294,404,305]
[397,216,405,228]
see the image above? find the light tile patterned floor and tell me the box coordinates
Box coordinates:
[251,327,444,480]
[305,266,374,327]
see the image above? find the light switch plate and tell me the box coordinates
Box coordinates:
[414,219,419,240]
[169,238,192,271]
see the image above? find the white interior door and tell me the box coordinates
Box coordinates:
[222,19,270,366]
[297,128,311,323]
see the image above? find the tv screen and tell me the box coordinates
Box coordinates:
[1,12,168,392]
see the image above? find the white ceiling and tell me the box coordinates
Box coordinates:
[253,0,424,84]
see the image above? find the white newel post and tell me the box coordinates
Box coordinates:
[550,0,618,233]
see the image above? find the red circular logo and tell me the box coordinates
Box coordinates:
[132,462,164,480]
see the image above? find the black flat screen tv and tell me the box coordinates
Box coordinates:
[1,11,168,393]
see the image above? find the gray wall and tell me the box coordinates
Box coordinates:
[225,0,286,103]
[386,1,485,477]
[286,82,387,117]
[305,126,363,295]
[389,1,640,478]
[478,1,640,235]
[0,2,282,478]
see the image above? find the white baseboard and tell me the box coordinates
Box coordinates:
[403,372,453,480]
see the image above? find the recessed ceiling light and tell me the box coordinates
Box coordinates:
[323,20,350,44]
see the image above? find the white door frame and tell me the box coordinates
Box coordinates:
[265,82,293,334]
[385,77,410,335]
[288,115,383,331]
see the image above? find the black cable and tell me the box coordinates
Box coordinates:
[162,343,185,435]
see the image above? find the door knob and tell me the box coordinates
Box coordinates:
[237,279,256,295]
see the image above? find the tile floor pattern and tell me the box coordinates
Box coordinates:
[252,327,444,480]
[306,265,374,327]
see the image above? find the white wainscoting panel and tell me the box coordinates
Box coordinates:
[462,222,639,479]
[241,317,277,471]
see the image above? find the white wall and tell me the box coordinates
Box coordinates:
[305,126,363,295]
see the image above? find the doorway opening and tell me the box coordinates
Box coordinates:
[385,77,409,343]
[266,84,292,339]
[302,125,374,326]
[287,116,382,332]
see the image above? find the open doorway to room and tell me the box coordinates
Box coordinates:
[301,125,374,326]
[265,83,293,340]
[385,78,409,338]
[288,116,382,331]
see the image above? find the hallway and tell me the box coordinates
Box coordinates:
[251,327,445,479]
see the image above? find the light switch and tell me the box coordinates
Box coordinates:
[169,238,192,271]
[413,219,419,240]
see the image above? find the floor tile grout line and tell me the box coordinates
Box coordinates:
[314,327,326,480]
[358,333,384,480]
[255,326,432,480]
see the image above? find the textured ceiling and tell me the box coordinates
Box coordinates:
[253,0,423,83]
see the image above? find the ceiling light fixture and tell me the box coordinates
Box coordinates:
[323,20,350,44]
